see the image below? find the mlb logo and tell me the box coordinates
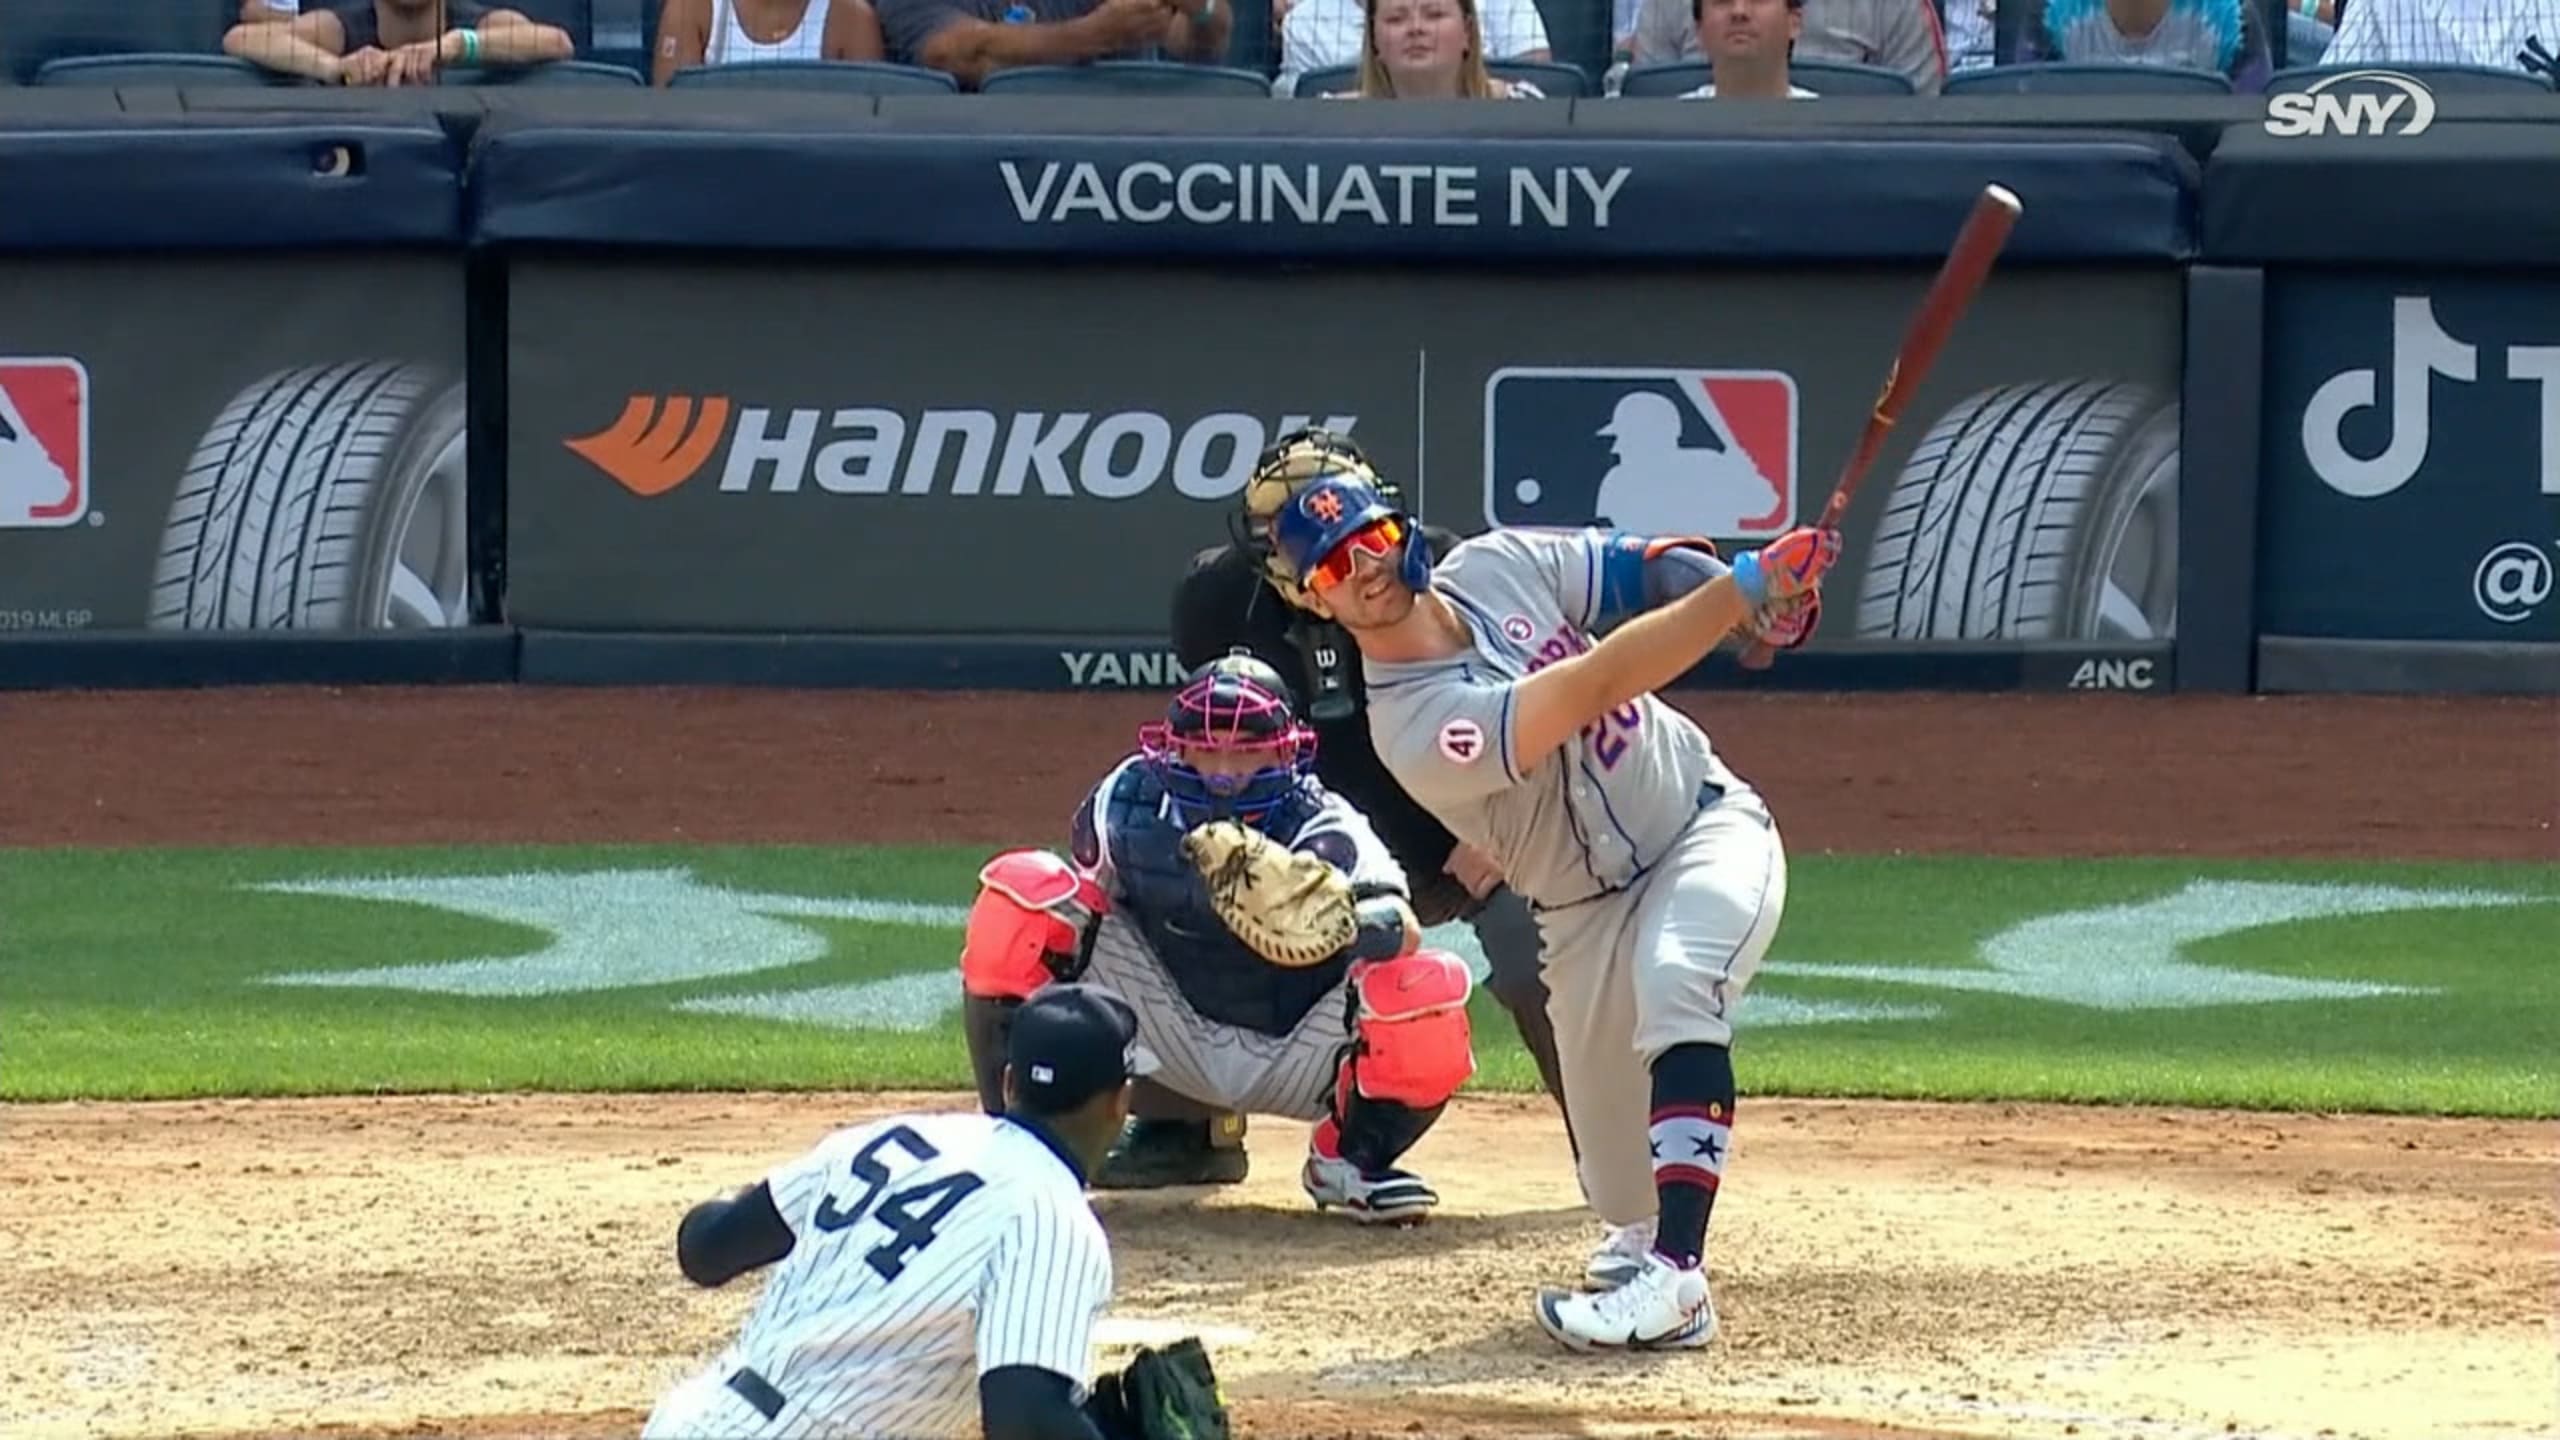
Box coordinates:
[1482,367,1797,539]
[0,358,91,529]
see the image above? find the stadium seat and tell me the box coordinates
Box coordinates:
[1487,57,1593,95]
[1942,61,2232,94]
[441,59,646,85]
[1616,60,1705,95]
[32,54,297,88]
[666,59,960,92]
[1532,0,1613,89]
[1,0,235,85]
[977,60,1277,96]
[1786,57,1919,94]
[1293,61,1361,95]
[2264,62,2555,94]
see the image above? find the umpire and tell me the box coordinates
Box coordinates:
[1096,426,1575,1189]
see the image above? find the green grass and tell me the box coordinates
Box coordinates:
[3,845,2554,1115]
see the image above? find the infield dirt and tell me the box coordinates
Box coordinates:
[4,687,2554,1440]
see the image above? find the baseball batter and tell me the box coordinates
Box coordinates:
[959,655,1479,1225]
[643,984,1184,1440]
[1266,469,1839,1352]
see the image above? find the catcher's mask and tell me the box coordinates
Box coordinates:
[1270,472,1433,600]
[1236,428,1402,611]
[1139,654,1314,830]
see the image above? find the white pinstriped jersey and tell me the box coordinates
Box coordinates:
[702,1111,1112,1439]
[1364,528,1755,911]
[2323,0,2560,68]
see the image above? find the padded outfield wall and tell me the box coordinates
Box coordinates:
[0,89,2554,695]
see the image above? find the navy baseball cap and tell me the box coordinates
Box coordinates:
[1008,984,1156,1112]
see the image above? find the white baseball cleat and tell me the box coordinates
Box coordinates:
[1302,1150,1439,1225]
[1534,1253,1717,1352]
[1584,1219,1656,1290]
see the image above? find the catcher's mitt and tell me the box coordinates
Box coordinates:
[1181,819,1358,969]
[1084,1338,1232,1440]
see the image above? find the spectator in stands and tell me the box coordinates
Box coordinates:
[1941,0,1994,70]
[2016,0,2272,87]
[878,0,1232,88]
[2319,0,2560,71]
[1348,0,1552,93]
[653,0,886,81]
[1683,0,1818,93]
[225,0,575,82]
[1631,0,1944,91]
[1276,0,1548,93]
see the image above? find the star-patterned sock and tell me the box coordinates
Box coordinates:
[1647,1043,1735,1271]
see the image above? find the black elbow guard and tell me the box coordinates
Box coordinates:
[1349,895,1413,961]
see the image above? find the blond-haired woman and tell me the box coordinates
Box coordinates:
[1352,0,1546,96]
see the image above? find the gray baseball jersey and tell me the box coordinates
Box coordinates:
[1362,528,1756,911]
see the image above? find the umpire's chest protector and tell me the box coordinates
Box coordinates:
[1106,764,1350,1037]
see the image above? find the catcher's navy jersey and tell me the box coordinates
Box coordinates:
[1364,528,1753,910]
[1073,755,1405,1035]
[651,1112,1111,1440]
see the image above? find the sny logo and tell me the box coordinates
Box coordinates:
[2262,70,2437,138]
[1482,367,1797,538]
[0,358,90,529]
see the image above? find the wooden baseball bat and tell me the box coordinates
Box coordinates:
[1736,182,2025,671]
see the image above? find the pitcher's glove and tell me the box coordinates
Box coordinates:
[1181,819,1358,969]
[1083,1337,1232,1440]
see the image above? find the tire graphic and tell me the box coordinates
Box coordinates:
[151,361,471,631]
[1854,380,2179,642]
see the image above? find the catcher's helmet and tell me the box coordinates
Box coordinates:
[1236,428,1401,611]
[1138,653,1315,829]
[1270,472,1433,598]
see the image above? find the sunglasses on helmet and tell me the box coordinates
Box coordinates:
[1309,518,1406,592]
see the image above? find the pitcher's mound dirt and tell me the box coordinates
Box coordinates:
[4,1093,2550,1440]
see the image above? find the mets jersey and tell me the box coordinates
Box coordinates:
[1363,528,1756,912]
[1073,754,1407,1035]
[694,1111,1112,1439]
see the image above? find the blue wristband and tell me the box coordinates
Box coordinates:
[1730,549,1768,608]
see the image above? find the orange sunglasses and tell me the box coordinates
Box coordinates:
[1308,518,1406,592]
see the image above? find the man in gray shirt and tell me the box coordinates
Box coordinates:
[1631,0,1946,92]
[878,0,1233,85]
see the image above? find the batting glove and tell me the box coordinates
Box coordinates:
[1731,527,1843,608]
[1753,591,1823,651]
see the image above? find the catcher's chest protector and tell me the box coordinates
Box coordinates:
[1108,765,1350,1037]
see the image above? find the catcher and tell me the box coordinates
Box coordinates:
[960,654,1475,1225]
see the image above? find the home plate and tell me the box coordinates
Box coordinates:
[1096,1317,1259,1348]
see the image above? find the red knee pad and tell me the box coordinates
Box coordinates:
[1346,948,1476,1107]
[959,849,1107,1000]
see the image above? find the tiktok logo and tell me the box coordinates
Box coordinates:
[2303,295,2560,499]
